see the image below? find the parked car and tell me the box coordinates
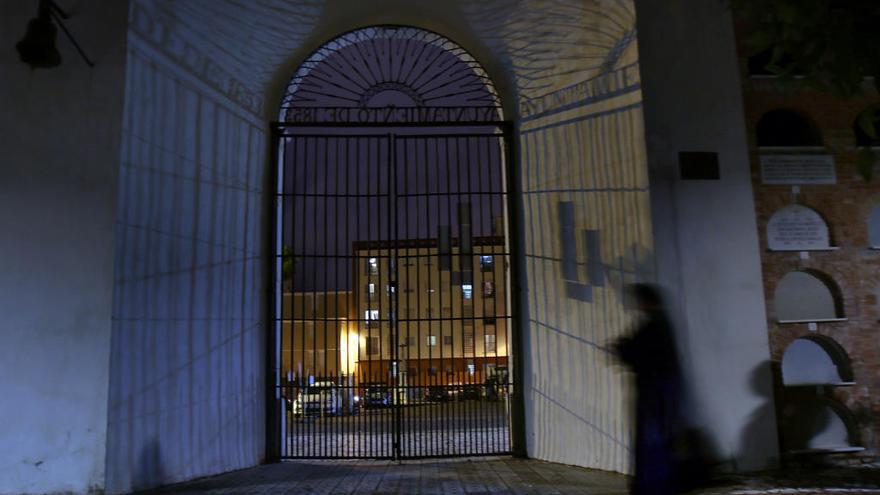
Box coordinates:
[484,372,509,401]
[424,385,450,402]
[446,382,482,401]
[299,381,341,416]
[458,384,483,401]
[360,382,391,408]
[283,394,301,417]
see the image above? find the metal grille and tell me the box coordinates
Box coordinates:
[272,121,514,459]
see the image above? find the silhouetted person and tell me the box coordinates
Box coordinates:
[613,284,683,495]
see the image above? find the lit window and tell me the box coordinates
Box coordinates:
[482,281,495,297]
[365,310,379,320]
[467,363,476,375]
[427,335,437,347]
[485,334,496,353]
[367,336,380,355]
[386,283,395,295]
[480,255,494,272]
[367,283,376,300]
[461,284,473,300]
[367,257,379,275]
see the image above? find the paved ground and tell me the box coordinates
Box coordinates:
[137,457,880,495]
[139,457,625,494]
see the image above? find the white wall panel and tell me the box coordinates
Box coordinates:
[0,2,129,493]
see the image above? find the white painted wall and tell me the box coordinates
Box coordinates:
[0,1,129,494]
[635,0,779,470]
[104,2,270,493]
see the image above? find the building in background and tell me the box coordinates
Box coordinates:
[280,291,351,383]
[351,236,509,388]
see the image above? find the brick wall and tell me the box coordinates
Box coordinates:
[737,47,880,456]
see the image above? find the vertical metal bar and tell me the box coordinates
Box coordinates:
[300,136,311,458]
[389,132,401,460]
[446,135,455,457]
[367,136,375,459]
[422,139,434,462]
[322,135,330,457]
[474,135,484,454]
[356,136,364,459]
[292,137,298,459]
[402,138,411,459]
[501,126,526,456]
[307,138,324,455]
[341,135,350,458]
[483,133,500,454]
[463,136,474,457]
[290,136,299,459]
[267,127,282,461]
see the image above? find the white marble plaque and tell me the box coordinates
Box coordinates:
[767,205,830,250]
[869,206,880,247]
[760,155,836,184]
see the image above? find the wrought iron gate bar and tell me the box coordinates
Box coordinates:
[274,126,514,460]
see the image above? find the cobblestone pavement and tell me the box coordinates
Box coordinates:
[693,465,880,495]
[137,458,880,495]
[139,457,626,494]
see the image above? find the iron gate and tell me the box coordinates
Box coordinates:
[272,121,515,459]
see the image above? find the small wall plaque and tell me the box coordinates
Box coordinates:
[760,155,836,185]
[767,205,831,251]
[869,206,880,247]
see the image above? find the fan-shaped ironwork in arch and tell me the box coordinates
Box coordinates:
[279,25,503,122]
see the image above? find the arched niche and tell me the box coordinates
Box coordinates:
[766,204,833,251]
[775,270,845,322]
[868,205,880,248]
[756,109,823,148]
[781,335,853,386]
[854,107,880,148]
[782,397,862,453]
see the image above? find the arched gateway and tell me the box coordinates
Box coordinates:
[271,26,517,459]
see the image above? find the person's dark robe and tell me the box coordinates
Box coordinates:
[614,310,682,495]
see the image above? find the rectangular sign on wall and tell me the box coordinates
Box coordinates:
[760,155,836,185]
